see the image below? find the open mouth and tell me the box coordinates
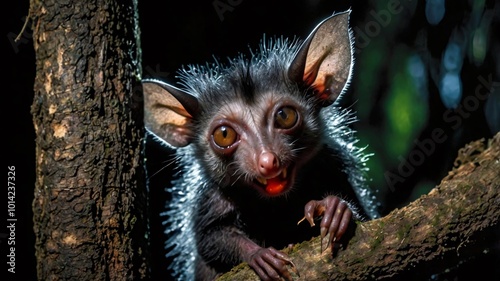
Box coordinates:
[254,166,294,196]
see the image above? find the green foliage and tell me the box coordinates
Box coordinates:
[384,47,429,160]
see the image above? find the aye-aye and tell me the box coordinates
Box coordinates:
[143,10,379,281]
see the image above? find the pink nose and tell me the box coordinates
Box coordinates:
[258,151,280,177]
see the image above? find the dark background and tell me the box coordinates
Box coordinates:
[4,0,499,280]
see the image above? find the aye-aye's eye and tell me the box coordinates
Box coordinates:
[275,106,298,129]
[212,125,238,148]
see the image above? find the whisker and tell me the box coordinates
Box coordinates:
[230,173,245,187]
[147,157,178,179]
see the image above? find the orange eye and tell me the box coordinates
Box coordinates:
[212,125,238,148]
[275,106,298,129]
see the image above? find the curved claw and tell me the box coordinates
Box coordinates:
[298,200,326,227]
[275,251,300,278]
[301,195,354,253]
[247,247,299,281]
[297,216,307,226]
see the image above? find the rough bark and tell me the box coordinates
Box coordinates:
[30,0,148,280]
[218,132,500,281]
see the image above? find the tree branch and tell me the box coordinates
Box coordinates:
[218,132,500,280]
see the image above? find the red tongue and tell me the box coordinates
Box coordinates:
[265,177,287,195]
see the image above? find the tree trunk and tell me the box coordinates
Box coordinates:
[30,0,148,280]
[218,132,500,280]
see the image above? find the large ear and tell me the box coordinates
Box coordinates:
[288,10,354,106]
[142,79,199,147]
